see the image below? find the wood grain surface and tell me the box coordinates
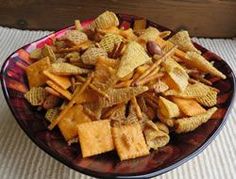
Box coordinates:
[0,0,235,37]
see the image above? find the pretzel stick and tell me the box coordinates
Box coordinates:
[45,87,61,97]
[56,41,92,53]
[83,107,99,121]
[102,103,125,119]
[188,78,219,92]
[189,73,213,86]
[199,78,213,86]
[76,75,86,82]
[135,46,177,83]
[145,97,158,109]
[131,65,150,85]
[143,92,159,105]
[115,80,132,88]
[136,72,164,86]
[135,66,161,85]
[89,83,109,99]
[131,97,143,120]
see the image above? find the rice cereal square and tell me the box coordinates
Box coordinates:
[112,123,149,161]
[77,119,114,158]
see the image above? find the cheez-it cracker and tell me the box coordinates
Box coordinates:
[26,57,50,88]
[58,104,91,141]
[43,70,71,90]
[112,123,149,160]
[77,120,114,158]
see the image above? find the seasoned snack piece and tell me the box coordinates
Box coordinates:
[81,47,107,65]
[43,95,61,109]
[153,80,169,93]
[146,40,163,56]
[75,20,82,30]
[196,88,217,107]
[158,96,180,118]
[162,58,189,92]
[144,121,170,150]
[75,88,99,104]
[56,41,92,53]
[46,80,72,100]
[51,63,90,76]
[45,108,60,123]
[90,11,119,30]
[155,122,169,134]
[83,101,103,119]
[117,41,151,78]
[97,26,120,35]
[175,107,217,133]
[172,97,206,116]
[164,82,211,98]
[112,123,149,160]
[138,27,160,42]
[158,113,176,128]
[65,51,80,63]
[43,70,71,90]
[58,104,91,141]
[99,33,123,53]
[131,97,142,120]
[24,87,47,106]
[133,19,146,34]
[63,30,88,46]
[119,28,138,41]
[99,86,148,108]
[169,30,201,54]
[42,45,56,62]
[26,57,51,88]
[29,48,42,60]
[185,52,226,79]
[92,57,119,91]
[78,120,114,158]
[45,86,61,97]
[159,31,171,39]
[103,103,126,119]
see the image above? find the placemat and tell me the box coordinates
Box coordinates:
[0,26,235,179]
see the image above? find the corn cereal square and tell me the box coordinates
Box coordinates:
[78,120,114,158]
[112,123,149,161]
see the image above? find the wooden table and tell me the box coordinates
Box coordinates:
[0,0,235,38]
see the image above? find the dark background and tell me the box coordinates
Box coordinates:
[0,0,235,37]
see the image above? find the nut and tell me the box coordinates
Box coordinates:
[146,40,162,56]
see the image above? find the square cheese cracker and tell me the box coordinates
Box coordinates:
[78,119,114,158]
[58,104,91,141]
[26,57,50,88]
[112,123,149,161]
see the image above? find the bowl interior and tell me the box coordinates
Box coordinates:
[1,14,235,178]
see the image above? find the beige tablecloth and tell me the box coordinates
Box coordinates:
[0,26,235,179]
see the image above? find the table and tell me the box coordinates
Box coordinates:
[0,1,236,37]
[0,26,235,179]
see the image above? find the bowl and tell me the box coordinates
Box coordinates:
[1,14,235,178]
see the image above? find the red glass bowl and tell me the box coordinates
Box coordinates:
[1,14,235,178]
